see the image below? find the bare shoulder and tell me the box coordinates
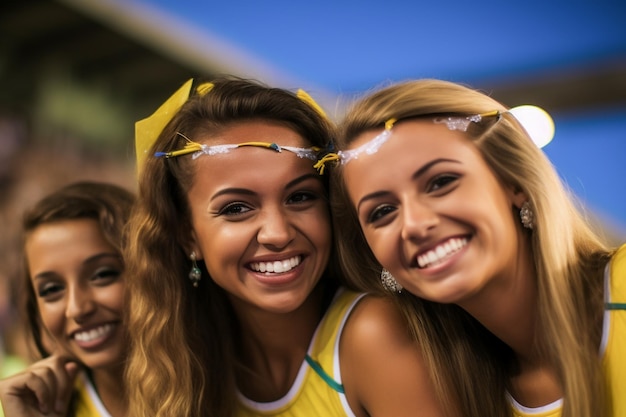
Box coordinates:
[340,294,449,417]
[342,294,411,350]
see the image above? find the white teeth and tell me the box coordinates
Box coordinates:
[74,324,114,342]
[417,238,468,268]
[250,256,301,274]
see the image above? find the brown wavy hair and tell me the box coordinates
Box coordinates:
[21,181,135,359]
[19,181,134,417]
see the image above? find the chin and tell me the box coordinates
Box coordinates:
[81,352,125,372]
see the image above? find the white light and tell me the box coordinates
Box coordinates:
[509,105,555,148]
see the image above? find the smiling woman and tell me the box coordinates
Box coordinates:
[0,181,134,417]
[124,76,451,417]
[331,78,626,417]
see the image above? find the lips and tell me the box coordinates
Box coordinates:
[249,255,302,274]
[72,323,117,348]
[416,237,468,268]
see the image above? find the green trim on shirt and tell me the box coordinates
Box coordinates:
[305,354,345,394]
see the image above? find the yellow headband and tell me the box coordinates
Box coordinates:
[315,106,554,171]
[135,79,328,174]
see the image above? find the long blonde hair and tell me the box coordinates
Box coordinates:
[332,79,612,417]
[124,76,336,417]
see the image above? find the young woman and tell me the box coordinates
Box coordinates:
[0,181,134,417]
[327,78,624,417]
[125,76,448,417]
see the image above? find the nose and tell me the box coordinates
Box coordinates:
[66,285,96,322]
[400,199,439,241]
[257,208,296,249]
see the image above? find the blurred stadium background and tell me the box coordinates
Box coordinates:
[1,0,625,360]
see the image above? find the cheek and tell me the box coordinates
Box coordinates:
[101,285,125,313]
[204,225,252,254]
[196,223,252,276]
[362,229,392,265]
[316,227,332,262]
[37,301,64,335]
[305,207,333,250]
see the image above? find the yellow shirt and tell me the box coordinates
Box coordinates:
[73,372,112,417]
[603,243,626,416]
[236,289,365,417]
[0,354,27,417]
[511,244,626,416]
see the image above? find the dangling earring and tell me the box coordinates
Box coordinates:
[380,268,402,293]
[520,201,534,229]
[189,251,202,287]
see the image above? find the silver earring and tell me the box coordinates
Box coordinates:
[189,251,202,287]
[380,268,402,293]
[520,201,534,229]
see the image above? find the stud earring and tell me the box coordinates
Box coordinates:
[520,201,534,229]
[380,268,402,293]
[189,251,202,287]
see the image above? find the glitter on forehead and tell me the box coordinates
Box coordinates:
[338,128,392,164]
[189,142,320,160]
[135,78,329,174]
[314,106,553,173]
[433,114,484,131]
[336,118,397,164]
[339,113,496,165]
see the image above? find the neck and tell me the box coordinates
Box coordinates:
[232,283,329,401]
[459,245,540,361]
[90,363,127,417]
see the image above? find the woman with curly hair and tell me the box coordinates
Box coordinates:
[0,181,134,416]
[125,77,448,417]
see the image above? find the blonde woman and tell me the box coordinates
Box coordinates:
[328,79,624,417]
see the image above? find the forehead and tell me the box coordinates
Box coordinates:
[343,120,487,193]
[25,219,116,273]
[189,121,319,192]
[26,218,109,249]
[348,119,479,165]
[206,120,306,146]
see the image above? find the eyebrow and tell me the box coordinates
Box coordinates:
[210,173,323,201]
[83,253,122,265]
[33,253,121,281]
[356,158,460,212]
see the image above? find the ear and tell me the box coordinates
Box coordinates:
[187,230,203,261]
[507,185,528,210]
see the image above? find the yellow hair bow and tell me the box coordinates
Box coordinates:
[296,89,327,119]
[135,79,214,174]
[135,80,330,175]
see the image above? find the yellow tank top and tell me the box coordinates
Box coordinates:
[0,354,27,417]
[603,243,626,416]
[236,289,365,417]
[0,369,110,417]
[511,244,626,417]
[73,372,112,417]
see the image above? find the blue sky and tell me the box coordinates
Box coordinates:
[135,0,626,93]
[132,0,626,235]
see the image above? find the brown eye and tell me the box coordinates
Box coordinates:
[92,267,122,285]
[428,174,459,192]
[287,191,316,204]
[38,282,64,299]
[218,202,252,216]
[368,204,396,224]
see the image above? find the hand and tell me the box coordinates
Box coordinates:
[0,354,79,417]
